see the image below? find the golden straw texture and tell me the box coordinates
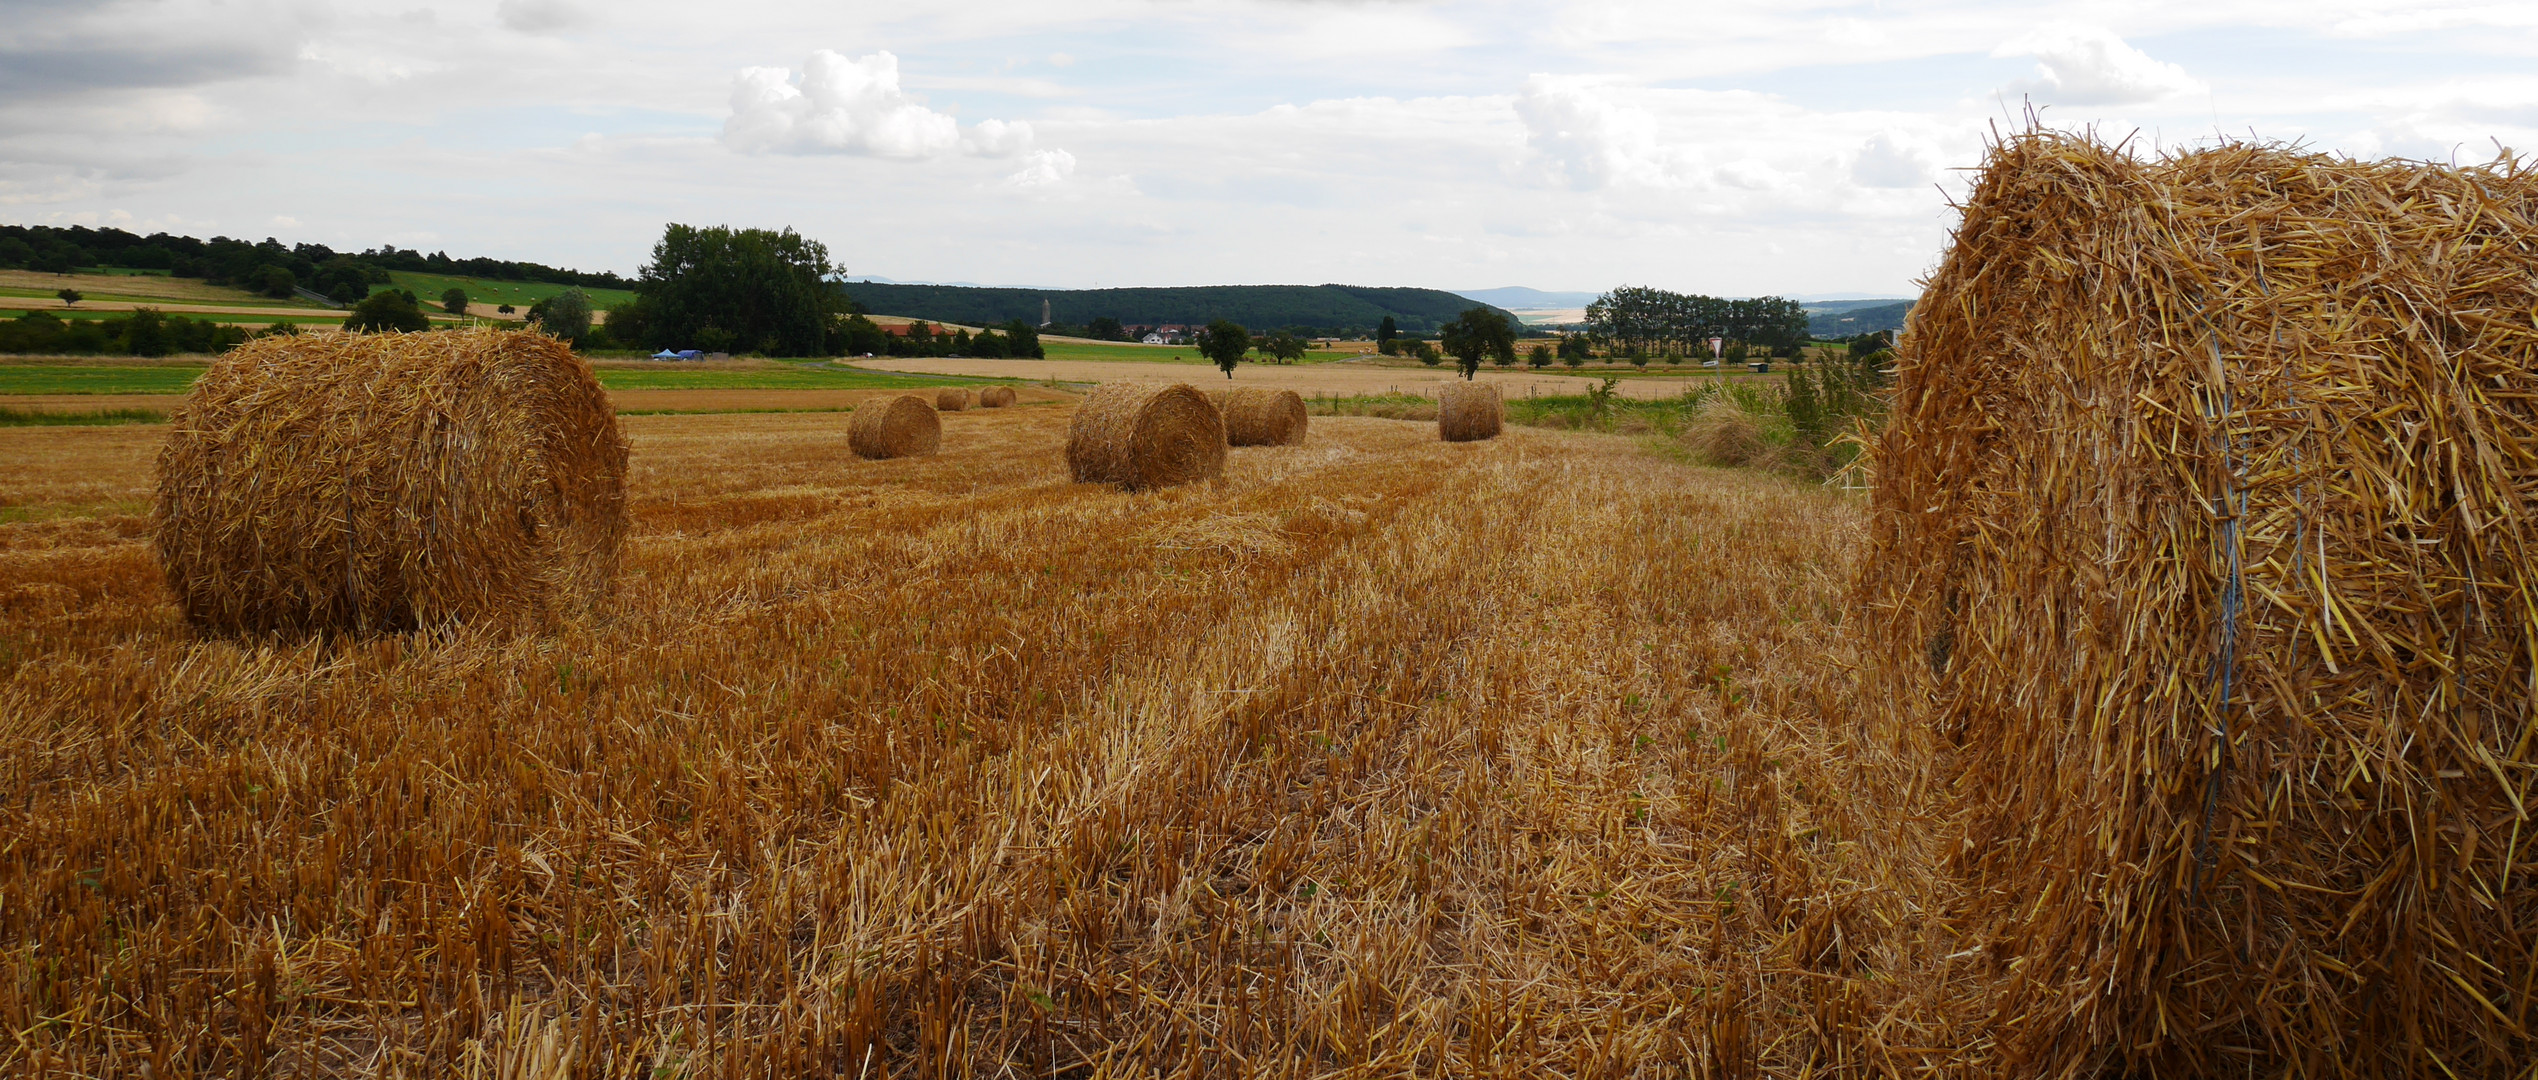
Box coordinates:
[1864,132,2538,1077]
[936,387,971,412]
[978,386,1017,408]
[1217,387,1309,446]
[848,394,942,460]
[1437,381,1502,442]
[1066,382,1224,490]
[153,328,628,634]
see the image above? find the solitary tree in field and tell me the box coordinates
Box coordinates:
[442,287,470,316]
[1439,306,1517,380]
[537,288,594,343]
[55,288,80,307]
[1376,315,1399,352]
[1528,343,1552,369]
[1197,318,1249,379]
[1261,329,1307,363]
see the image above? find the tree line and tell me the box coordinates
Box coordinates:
[0,224,630,303]
[592,225,1043,358]
[0,308,252,356]
[1584,287,1810,357]
[833,281,1508,339]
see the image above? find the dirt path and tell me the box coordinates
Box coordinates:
[0,298,346,319]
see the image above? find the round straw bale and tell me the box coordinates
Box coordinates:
[153,328,628,634]
[1066,382,1224,490]
[1217,387,1309,446]
[935,387,970,411]
[978,385,1017,408]
[849,394,942,460]
[1864,131,2538,1074]
[1436,381,1502,442]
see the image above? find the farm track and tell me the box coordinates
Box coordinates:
[0,409,1978,1076]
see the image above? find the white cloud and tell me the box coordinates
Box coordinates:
[1514,76,1677,190]
[725,50,1052,163]
[1852,132,1933,189]
[496,0,586,34]
[967,118,1035,157]
[1995,25,2206,106]
[1006,148,1075,188]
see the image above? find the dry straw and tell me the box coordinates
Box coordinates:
[936,387,971,411]
[1214,387,1309,446]
[1067,382,1224,490]
[1864,131,2538,1076]
[1437,381,1502,442]
[849,394,942,460]
[978,386,1017,408]
[154,328,628,634]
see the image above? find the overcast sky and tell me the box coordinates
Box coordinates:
[5,1,2534,297]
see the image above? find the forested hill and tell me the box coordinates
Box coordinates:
[835,282,1509,336]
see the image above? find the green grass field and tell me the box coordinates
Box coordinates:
[389,272,637,311]
[0,363,207,395]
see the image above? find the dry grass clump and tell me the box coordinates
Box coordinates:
[1066,381,1224,490]
[977,385,1017,408]
[153,328,628,634]
[1436,380,1501,441]
[848,393,941,459]
[936,387,971,411]
[1214,386,1309,446]
[1679,395,1770,467]
[1865,131,2538,1076]
[2,406,1962,1078]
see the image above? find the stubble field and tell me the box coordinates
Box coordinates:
[1,406,1979,1077]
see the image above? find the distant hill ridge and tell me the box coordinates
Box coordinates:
[835,282,1511,336]
[1805,299,1914,338]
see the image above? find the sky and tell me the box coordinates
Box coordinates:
[4,1,2535,298]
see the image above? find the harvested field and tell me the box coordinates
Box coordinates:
[0,405,1980,1077]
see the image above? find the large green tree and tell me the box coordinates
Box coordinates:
[536,287,594,343]
[1439,306,1516,380]
[1259,329,1306,363]
[625,224,838,356]
[343,290,430,333]
[1197,319,1250,379]
[441,287,470,315]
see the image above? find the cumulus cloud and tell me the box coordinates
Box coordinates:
[496,0,587,34]
[1851,132,1932,188]
[1006,148,1076,188]
[967,118,1035,157]
[1995,25,2205,106]
[1514,76,1674,190]
[723,50,1049,163]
